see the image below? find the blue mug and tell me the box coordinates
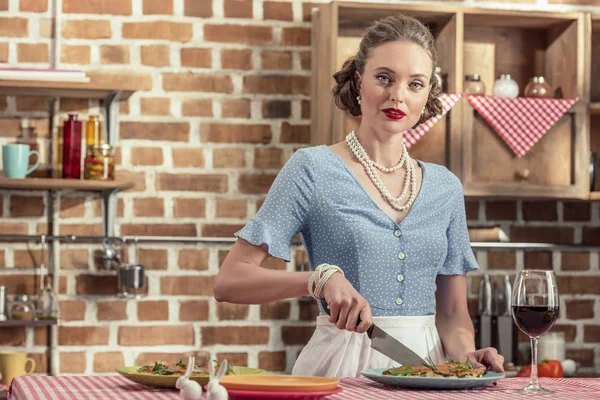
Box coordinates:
[2,144,40,179]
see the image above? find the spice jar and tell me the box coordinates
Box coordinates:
[9,295,35,320]
[524,76,552,99]
[84,144,115,180]
[86,115,102,147]
[464,74,485,95]
[493,74,519,98]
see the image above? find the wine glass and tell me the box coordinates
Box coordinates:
[512,270,559,394]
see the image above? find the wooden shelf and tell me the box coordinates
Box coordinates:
[591,103,600,116]
[0,319,57,327]
[0,177,134,192]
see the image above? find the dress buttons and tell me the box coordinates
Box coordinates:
[398,252,406,260]
[397,274,404,282]
[395,298,403,305]
[394,229,402,237]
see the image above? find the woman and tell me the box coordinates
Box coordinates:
[214,14,504,378]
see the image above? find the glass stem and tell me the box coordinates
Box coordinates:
[529,337,539,388]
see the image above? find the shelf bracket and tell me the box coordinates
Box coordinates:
[102,188,118,238]
[103,90,121,146]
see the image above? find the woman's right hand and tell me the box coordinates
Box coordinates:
[321,273,372,334]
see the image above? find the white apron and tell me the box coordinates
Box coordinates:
[292,314,447,378]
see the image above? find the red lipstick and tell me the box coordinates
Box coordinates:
[382,108,406,120]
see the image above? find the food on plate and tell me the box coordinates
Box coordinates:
[383,358,486,378]
[137,359,235,376]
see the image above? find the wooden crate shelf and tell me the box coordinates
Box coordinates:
[0,177,134,192]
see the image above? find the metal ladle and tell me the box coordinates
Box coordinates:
[102,238,120,270]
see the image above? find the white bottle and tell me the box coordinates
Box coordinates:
[493,74,519,98]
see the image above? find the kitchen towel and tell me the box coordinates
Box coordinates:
[465,95,579,157]
[404,93,462,150]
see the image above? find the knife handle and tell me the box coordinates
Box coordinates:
[319,298,374,337]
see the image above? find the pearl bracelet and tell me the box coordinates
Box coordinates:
[308,263,344,300]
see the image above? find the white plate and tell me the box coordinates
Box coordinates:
[360,368,504,390]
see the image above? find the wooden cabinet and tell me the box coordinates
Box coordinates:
[590,16,600,200]
[311,2,592,199]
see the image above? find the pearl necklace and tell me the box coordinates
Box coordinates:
[346,131,417,212]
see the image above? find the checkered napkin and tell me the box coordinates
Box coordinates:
[465,94,579,157]
[404,93,462,149]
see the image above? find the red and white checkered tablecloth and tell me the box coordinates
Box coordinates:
[8,375,600,400]
[464,94,578,157]
[404,93,462,150]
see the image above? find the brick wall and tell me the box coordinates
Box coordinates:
[0,0,599,376]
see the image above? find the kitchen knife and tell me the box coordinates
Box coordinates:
[478,274,492,349]
[319,298,426,366]
[497,274,517,364]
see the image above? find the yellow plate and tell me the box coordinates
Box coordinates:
[220,374,339,393]
[115,366,267,389]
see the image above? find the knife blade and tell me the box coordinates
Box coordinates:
[319,298,426,366]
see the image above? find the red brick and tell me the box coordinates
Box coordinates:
[261,51,292,70]
[161,276,215,295]
[20,0,47,12]
[15,96,46,111]
[119,326,194,345]
[302,2,322,21]
[254,148,283,169]
[157,173,227,192]
[60,248,89,269]
[214,148,246,168]
[59,326,109,345]
[140,97,171,116]
[94,352,124,372]
[141,45,170,66]
[0,43,6,63]
[217,303,249,320]
[581,227,600,245]
[10,195,44,217]
[485,201,517,221]
[63,0,131,14]
[29,353,48,373]
[557,276,600,294]
[0,249,5,267]
[510,227,574,244]
[0,275,52,295]
[565,348,594,367]
[184,0,212,17]
[221,49,252,70]
[173,198,206,218]
[522,201,557,221]
[584,325,600,342]
[222,99,251,118]
[281,27,311,46]
[121,122,189,142]
[143,0,172,14]
[204,24,272,45]
[163,73,233,93]
[260,302,290,320]
[181,99,212,117]
[281,326,315,345]
[300,51,311,69]
[217,352,247,367]
[17,43,49,63]
[139,249,168,270]
[281,123,310,143]
[264,2,293,21]
[0,327,26,345]
[178,249,209,270]
[0,0,6,10]
[201,224,245,237]
[215,199,246,218]
[0,18,28,37]
[259,351,286,371]
[487,251,516,270]
[133,198,165,217]
[123,22,191,41]
[59,223,102,236]
[563,201,591,221]
[524,251,553,270]
[59,197,85,218]
[566,299,594,319]
[201,124,271,144]
[181,48,212,68]
[62,20,111,39]
[301,100,310,119]
[137,300,169,321]
[60,352,86,373]
[202,326,269,345]
[100,45,129,64]
[224,0,252,18]
[299,299,319,320]
[59,300,86,321]
[263,100,291,119]
[243,75,310,95]
[13,249,41,268]
[561,252,590,271]
[238,174,276,194]
[61,45,92,64]
[34,327,47,346]
[179,300,209,321]
[97,301,128,321]
[131,146,164,166]
[172,148,205,168]
[121,223,197,237]
[76,275,117,295]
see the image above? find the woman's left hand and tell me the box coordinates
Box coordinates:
[467,348,505,372]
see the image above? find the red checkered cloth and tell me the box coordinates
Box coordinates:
[465,94,579,157]
[8,375,600,400]
[404,93,462,150]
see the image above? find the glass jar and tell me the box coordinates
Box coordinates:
[84,144,115,180]
[464,74,485,95]
[493,74,519,98]
[36,275,59,321]
[524,76,552,99]
[62,113,82,179]
[9,295,35,320]
[86,115,102,147]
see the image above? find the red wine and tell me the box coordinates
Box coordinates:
[512,305,559,337]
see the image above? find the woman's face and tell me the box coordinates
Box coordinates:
[357,40,433,135]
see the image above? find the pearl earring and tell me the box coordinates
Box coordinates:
[421,108,425,115]
[356,95,361,105]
